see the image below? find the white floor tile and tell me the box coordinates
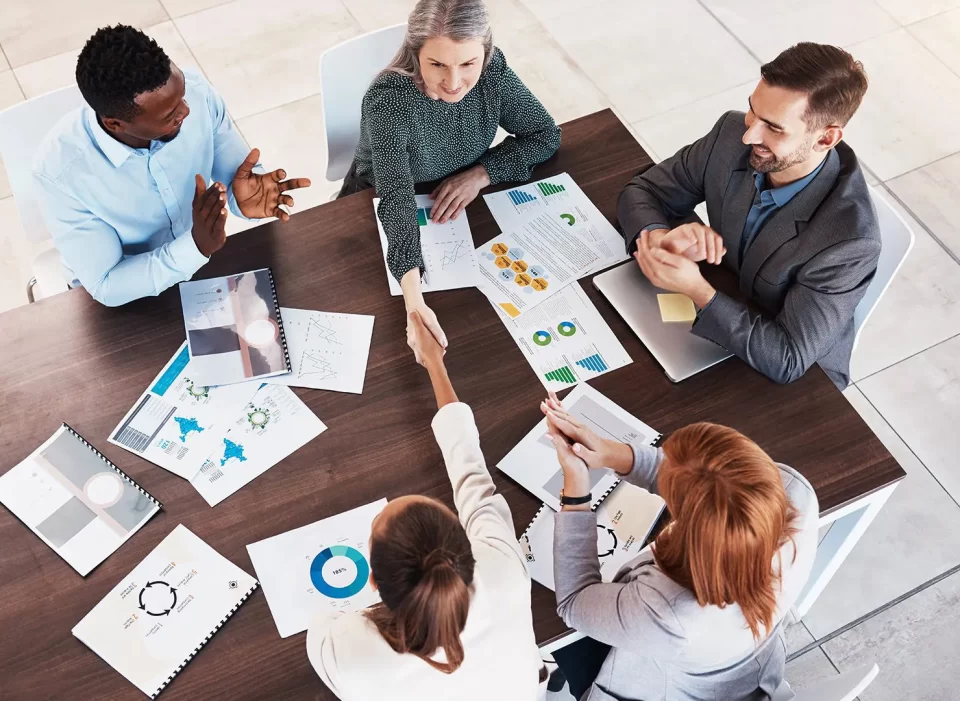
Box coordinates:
[875,0,960,25]
[849,193,960,380]
[0,0,168,69]
[802,386,960,638]
[701,0,897,63]
[784,620,815,655]
[843,29,960,181]
[343,0,539,34]
[0,160,11,200]
[784,647,839,694]
[174,0,359,121]
[908,7,960,76]
[822,569,960,701]
[0,48,9,73]
[0,197,48,313]
[0,70,24,110]
[858,334,960,505]
[887,151,960,261]
[541,0,758,123]
[160,0,231,18]
[14,21,200,99]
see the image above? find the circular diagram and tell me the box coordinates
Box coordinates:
[139,581,178,616]
[596,526,618,558]
[310,545,369,599]
[243,318,279,347]
[557,321,577,337]
[186,380,209,400]
[533,330,552,347]
[247,406,270,429]
[560,213,576,226]
[83,472,124,507]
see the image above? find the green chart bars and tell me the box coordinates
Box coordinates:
[416,207,432,226]
[537,181,566,197]
[544,365,576,384]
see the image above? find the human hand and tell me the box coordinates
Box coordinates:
[541,392,634,474]
[635,231,717,306]
[660,223,726,264]
[232,148,312,221]
[192,175,227,257]
[406,304,447,367]
[429,165,490,224]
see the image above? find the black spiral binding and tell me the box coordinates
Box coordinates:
[61,423,162,509]
[150,582,259,699]
[264,268,292,374]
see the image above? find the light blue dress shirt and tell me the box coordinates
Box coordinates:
[33,69,257,307]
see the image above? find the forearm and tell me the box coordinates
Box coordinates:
[400,268,424,310]
[425,360,458,409]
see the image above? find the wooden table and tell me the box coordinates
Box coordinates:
[0,110,904,700]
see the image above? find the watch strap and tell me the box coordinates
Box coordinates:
[559,491,593,506]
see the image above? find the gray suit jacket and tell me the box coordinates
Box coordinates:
[618,111,881,388]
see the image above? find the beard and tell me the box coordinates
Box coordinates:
[749,140,812,173]
[156,125,183,143]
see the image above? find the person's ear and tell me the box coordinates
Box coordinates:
[100,116,126,134]
[368,570,378,591]
[815,125,843,152]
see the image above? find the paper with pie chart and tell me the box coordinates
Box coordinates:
[520,482,665,591]
[267,308,375,394]
[494,283,631,390]
[72,524,258,698]
[0,425,160,576]
[374,194,480,296]
[109,342,261,479]
[189,383,326,507]
[246,499,387,638]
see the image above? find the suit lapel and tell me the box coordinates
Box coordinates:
[737,149,841,296]
[720,167,757,276]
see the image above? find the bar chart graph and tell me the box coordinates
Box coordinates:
[537,181,567,197]
[416,207,432,227]
[544,364,577,385]
[507,189,537,206]
[575,353,609,373]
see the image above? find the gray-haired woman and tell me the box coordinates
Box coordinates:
[339,0,562,364]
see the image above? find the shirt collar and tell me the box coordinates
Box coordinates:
[84,107,138,168]
[753,156,827,208]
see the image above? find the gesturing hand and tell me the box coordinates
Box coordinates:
[192,175,227,257]
[406,303,447,367]
[430,165,490,224]
[635,231,717,307]
[232,148,312,221]
[541,392,634,474]
[660,222,726,264]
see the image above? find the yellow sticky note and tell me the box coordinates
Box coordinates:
[657,294,697,323]
[498,302,521,318]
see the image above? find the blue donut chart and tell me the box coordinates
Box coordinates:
[310,545,369,599]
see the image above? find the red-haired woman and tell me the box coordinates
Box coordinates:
[541,393,819,701]
[305,312,544,700]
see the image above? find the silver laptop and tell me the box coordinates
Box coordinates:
[593,261,732,382]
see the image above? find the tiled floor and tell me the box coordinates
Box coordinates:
[1,0,958,697]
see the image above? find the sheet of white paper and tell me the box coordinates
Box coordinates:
[267,308,375,394]
[494,283,632,390]
[497,383,660,512]
[72,525,257,699]
[374,194,480,296]
[0,426,160,576]
[190,384,326,507]
[521,482,664,590]
[247,499,387,638]
[109,343,260,479]
[482,173,629,278]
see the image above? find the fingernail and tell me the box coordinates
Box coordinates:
[573,444,582,453]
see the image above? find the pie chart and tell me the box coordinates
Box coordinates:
[310,545,370,599]
[557,321,577,337]
[533,330,552,346]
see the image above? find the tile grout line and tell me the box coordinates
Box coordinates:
[158,0,234,23]
[787,562,960,663]
[0,42,27,101]
[880,175,960,269]
[694,0,764,65]
[854,329,960,385]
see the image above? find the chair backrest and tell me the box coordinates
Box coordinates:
[853,186,915,349]
[0,85,85,243]
[772,663,879,701]
[318,23,408,182]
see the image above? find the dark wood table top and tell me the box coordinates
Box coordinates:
[0,109,904,701]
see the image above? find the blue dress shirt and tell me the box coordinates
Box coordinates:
[33,69,258,307]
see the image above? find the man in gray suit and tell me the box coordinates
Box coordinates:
[620,43,878,389]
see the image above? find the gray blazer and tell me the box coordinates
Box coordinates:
[618,111,881,388]
[553,444,820,701]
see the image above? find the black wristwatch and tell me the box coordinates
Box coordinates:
[559,489,592,506]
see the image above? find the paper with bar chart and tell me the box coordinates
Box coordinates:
[498,383,660,512]
[493,283,631,390]
[374,194,479,296]
[267,308,375,394]
[483,173,629,277]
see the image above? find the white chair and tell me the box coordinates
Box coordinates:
[772,662,879,701]
[0,85,84,302]
[852,186,915,349]
[319,23,408,182]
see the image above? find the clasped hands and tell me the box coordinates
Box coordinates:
[634,223,725,308]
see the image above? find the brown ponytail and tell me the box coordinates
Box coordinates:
[365,499,475,673]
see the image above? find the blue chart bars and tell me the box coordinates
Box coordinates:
[508,189,537,206]
[576,353,609,373]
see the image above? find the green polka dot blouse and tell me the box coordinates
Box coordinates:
[355,47,562,283]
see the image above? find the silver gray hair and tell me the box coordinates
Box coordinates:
[385,0,494,81]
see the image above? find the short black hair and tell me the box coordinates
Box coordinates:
[76,24,172,121]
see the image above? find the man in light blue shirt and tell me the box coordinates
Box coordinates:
[33,25,311,307]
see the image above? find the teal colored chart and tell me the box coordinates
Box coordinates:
[557,321,577,337]
[174,416,204,442]
[310,545,369,599]
[533,330,552,347]
[221,438,247,466]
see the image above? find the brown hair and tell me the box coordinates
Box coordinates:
[761,42,868,129]
[653,423,798,640]
[365,499,475,673]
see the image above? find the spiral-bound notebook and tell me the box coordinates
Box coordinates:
[179,268,291,387]
[0,424,161,576]
[497,383,661,512]
[73,524,258,699]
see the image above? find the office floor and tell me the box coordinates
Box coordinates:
[1,0,958,698]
